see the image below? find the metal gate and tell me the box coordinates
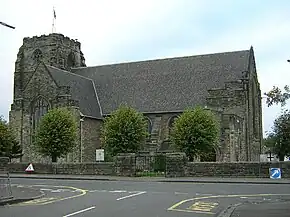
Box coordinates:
[135,152,166,177]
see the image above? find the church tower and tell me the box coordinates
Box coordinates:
[10,33,86,162]
[13,33,86,99]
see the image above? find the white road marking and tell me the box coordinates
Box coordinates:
[74,189,84,192]
[196,193,213,196]
[116,191,146,201]
[40,188,54,191]
[51,190,62,193]
[63,206,95,217]
[109,190,127,193]
[175,192,188,195]
[88,190,109,193]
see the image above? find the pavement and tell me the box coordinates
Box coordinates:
[0,185,44,206]
[2,173,290,184]
[0,176,290,217]
[231,201,290,217]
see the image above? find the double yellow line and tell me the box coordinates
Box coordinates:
[11,185,87,206]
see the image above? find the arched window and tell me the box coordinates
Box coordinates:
[31,97,50,130]
[144,116,152,136]
[168,116,178,135]
[33,49,43,63]
[67,52,76,68]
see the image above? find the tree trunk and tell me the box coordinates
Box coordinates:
[52,155,57,163]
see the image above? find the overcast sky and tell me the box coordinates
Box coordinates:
[1,0,290,136]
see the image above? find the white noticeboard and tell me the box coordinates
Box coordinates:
[96,149,105,162]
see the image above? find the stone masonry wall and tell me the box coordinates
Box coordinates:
[186,161,290,178]
[115,153,136,176]
[206,84,248,162]
[8,162,114,175]
[165,152,187,177]
[81,118,103,162]
[7,158,290,178]
[13,33,86,99]
[165,152,290,178]
[246,48,262,161]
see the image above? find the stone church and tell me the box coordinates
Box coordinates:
[9,33,263,163]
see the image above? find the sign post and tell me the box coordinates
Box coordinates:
[95,149,104,162]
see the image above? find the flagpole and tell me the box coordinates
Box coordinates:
[52,7,56,33]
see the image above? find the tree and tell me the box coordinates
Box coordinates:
[34,108,77,162]
[269,110,290,161]
[101,105,148,157]
[264,85,290,107]
[0,116,23,159]
[263,134,277,150]
[170,106,220,161]
[261,134,278,159]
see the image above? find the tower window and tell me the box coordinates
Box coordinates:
[31,96,50,131]
[67,52,76,68]
[33,49,43,63]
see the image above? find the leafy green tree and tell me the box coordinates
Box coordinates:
[263,134,277,151]
[268,110,290,161]
[34,108,77,162]
[264,85,290,107]
[170,106,220,161]
[101,105,148,157]
[8,140,23,159]
[0,116,23,159]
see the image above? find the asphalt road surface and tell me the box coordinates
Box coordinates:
[1,178,290,217]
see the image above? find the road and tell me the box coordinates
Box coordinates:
[1,178,290,217]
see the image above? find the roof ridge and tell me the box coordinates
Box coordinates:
[71,49,250,70]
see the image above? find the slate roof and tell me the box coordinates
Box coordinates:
[70,49,251,115]
[47,65,102,118]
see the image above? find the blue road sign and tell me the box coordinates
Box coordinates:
[269,168,281,179]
